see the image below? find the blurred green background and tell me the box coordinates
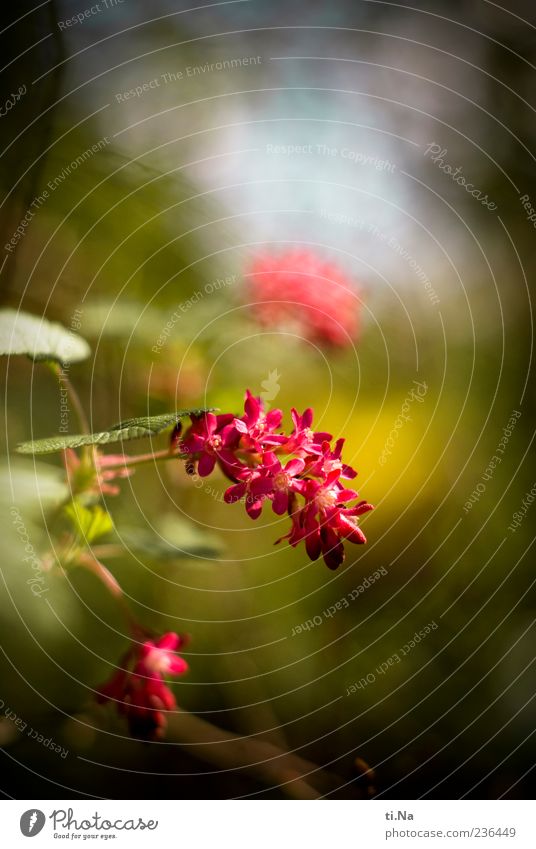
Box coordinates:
[0,0,535,799]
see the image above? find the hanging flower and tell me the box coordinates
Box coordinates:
[96,632,188,741]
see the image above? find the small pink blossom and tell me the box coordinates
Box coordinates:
[308,438,357,480]
[97,632,188,740]
[256,452,306,515]
[64,449,133,497]
[97,454,135,495]
[180,412,239,477]
[233,390,285,451]
[294,473,373,569]
[223,465,273,519]
[282,407,332,456]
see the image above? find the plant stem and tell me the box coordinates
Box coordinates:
[48,361,90,434]
[77,551,136,633]
[47,361,96,467]
[102,448,187,469]
[166,710,359,800]
[78,552,123,598]
[90,544,125,559]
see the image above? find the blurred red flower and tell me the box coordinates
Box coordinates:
[245,249,360,347]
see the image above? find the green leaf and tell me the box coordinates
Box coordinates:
[0,308,90,364]
[16,408,214,455]
[119,515,224,561]
[108,411,213,432]
[0,460,68,513]
[0,460,68,570]
[65,502,114,544]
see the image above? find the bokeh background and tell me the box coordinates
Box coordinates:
[0,0,535,799]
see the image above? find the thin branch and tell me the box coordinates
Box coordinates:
[101,448,187,469]
[78,552,123,598]
[48,361,90,434]
[166,710,359,800]
[90,544,125,559]
[76,552,136,635]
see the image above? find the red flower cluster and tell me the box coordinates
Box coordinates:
[97,633,188,740]
[245,249,360,347]
[180,391,373,569]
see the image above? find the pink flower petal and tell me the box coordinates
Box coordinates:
[272,490,288,515]
[198,452,217,477]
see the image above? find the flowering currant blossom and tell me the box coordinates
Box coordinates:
[277,472,372,570]
[245,249,360,347]
[179,411,239,478]
[179,390,373,569]
[97,632,188,740]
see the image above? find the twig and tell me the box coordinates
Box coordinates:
[78,552,122,598]
[48,361,90,434]
[101,448,187,469]
[166,710,357,800]
[77,552,137,635]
